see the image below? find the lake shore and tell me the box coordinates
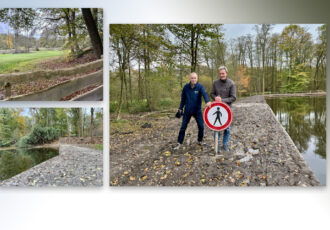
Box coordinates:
[110,95,320,186]
[263,91,326,98]
[0,141,59,152]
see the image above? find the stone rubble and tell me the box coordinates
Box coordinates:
[110,95,320,186]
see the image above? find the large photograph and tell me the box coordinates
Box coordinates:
[110,24,326,186]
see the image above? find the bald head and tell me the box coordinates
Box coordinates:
[189,72,198,85]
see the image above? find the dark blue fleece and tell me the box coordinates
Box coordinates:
[179,82,210,114]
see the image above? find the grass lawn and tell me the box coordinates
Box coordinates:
[0,50,66,74]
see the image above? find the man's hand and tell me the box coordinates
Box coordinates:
[206,102,212,108]
[215,96,222,102]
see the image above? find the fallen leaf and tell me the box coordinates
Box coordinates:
[139,175,147,181]
[111,178,118,185]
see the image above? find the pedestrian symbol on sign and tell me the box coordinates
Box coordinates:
[213,107,222,126]
[203,102,232,131]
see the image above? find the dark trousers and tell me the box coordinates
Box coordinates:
[178,110,204,144]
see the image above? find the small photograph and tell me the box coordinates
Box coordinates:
[110,24,326,186]
[0,108,103,187]
[0,8,103,101]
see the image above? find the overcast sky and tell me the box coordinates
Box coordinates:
[0,23,9,34]
[1,22,324,43]
[222,24,323,41]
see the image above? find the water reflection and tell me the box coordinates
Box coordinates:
[0,148,59,181]
[266,96,326,185]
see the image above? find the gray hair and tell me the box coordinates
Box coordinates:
[218,66,228,73]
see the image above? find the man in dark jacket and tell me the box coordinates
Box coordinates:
[175,72,211,150]
[211,66,236,152]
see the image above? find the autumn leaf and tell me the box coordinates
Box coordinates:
[139,175,148,181]
[163,151,171,156]
[129,176,136,181]
[161,174,168,180]
[111,178,118,185]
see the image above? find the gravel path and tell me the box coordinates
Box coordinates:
[0,145,103,187]
[110,95,320,186]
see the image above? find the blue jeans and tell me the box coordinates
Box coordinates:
[178,110,204,144]
[213,126,231,148]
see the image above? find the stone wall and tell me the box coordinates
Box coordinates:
[6,70,103,101]
[0,59,103,88]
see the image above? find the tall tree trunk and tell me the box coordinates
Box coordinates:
[64,10,74,54]
[128,53,132,104]
[92,8,98,30]
[123,68,129,110]
[138,57,143,100]
[71,10,80,53]
[90,108,94,143]
[82,8,103,59]
[14,29,19,53]
[116,70,124,120]
[190,27,196,72]
[80,109,84,137]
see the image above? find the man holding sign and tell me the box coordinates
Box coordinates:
[175,72,211,150]
[211,66,236,152]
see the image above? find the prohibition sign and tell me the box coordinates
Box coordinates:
[203,102,233,131]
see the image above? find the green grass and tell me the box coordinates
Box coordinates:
[93,144,103,150]
[0,50,66,74]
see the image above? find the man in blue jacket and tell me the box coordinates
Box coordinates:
[175,72,211,150]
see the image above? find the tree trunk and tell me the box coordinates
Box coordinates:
[128,53,132,104]
[138,57,143,100]
[71,10,80,53]
[82,8,103,59]
[190,27,196,72]
[92,8,98,30]
[14,29,19,53]
[90,108,94,144]
[64,10,74,54]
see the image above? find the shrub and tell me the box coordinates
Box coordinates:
[18,125,60,148]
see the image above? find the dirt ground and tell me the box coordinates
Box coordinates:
[110,96,320,187]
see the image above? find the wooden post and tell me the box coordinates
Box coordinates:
[4,82,11,98]
[215,131,219,154]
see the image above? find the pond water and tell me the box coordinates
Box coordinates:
[0,147,59,181]
[266,96,326,185]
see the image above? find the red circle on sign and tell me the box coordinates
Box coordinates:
[203,102,233,131]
